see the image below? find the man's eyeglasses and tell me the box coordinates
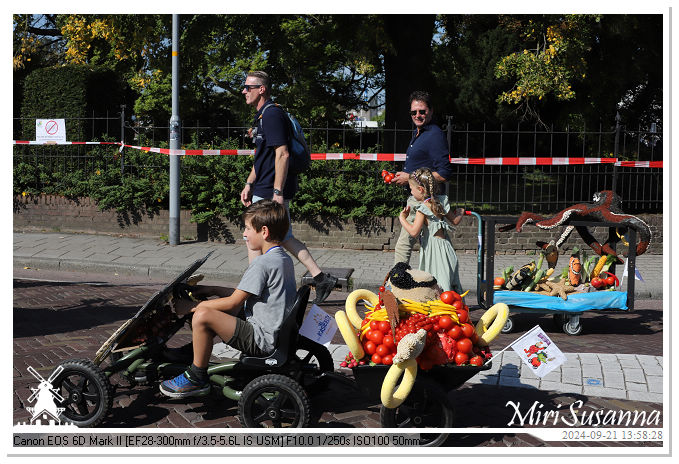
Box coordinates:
[243,84,263,91]
[410,109,427,116]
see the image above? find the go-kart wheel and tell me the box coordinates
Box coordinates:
[500,316,514,334]
[51,359,113,427]
[380,378,453,447]
[563,316,583,336]
[238,374,311,428]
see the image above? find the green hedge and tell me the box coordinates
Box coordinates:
[21,64,126,141]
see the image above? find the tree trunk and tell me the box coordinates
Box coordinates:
[383,14,436,152]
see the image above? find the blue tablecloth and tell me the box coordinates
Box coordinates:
[492,290,628,312]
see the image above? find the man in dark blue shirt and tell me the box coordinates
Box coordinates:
[240,71,337,304]
[391,90,453,265]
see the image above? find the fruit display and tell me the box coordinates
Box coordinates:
[337,288,505,371]
[494,246,621,300]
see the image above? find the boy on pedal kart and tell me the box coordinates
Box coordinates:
[160,199,296,398]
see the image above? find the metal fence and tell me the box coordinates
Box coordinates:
[13,112,663,213]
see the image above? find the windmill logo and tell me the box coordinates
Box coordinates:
[25,365,66,425]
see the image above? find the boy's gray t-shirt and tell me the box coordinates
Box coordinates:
[237,246,296,353]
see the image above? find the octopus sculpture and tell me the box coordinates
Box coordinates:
[501,190,652,261]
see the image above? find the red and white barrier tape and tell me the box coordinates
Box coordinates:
[12,140,663,168]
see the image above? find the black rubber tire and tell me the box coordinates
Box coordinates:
[238,374,311,428]
[563,318,583,336]
[51,359,113,427]
[500,316,514,334]
[379,377,454,447]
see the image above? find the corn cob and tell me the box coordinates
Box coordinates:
[592,254,610,278]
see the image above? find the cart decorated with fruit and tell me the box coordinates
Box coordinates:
[471,193,646,336]
[334,265,508,446]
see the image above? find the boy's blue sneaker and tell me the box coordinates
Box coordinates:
[159,372,210,398]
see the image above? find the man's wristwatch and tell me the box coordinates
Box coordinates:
[273,188,283,196]
[245,182,253,188]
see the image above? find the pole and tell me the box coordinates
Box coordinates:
[169,14,181,246]
[120,104,125,175]
[612,111,621,193]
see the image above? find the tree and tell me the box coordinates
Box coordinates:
[382,14,436,151]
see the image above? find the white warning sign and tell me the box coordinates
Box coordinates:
[35,119,66,143]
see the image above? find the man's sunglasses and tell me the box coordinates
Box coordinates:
[410,109,427,116]
[243,84,263,91]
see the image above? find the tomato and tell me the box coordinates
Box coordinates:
[367,330,384,344]
[460,323,475,338]
[379,286,386,293]
[469,355,484,366]
[382,355,393,365]
[604,275,616,287]
[456,309,469,324]
[456,338,473,354]
[452,300,464,311]
[439,316,454,330]
[378,320,391,333]
[381,170,388,178]
[363,340,377,355]
[590,277,604,289]
[440,291,461,305]
[382,335,395,348]
[454,352,469,366]
[371,353,382,364]
[493,277,505,288]
[384,173,394,183]
[471,331,479,344]
[376,344,390,357]
[447,325,462,340]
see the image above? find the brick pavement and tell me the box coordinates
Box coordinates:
[12,273,663,447]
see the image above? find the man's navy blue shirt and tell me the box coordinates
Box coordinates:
[252,100,297,199]
[403,123,452,180]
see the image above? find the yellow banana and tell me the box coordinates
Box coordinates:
[474,303,509,346]
[335,310,365,359]
[344,289,379,329]
[380,359,418,409]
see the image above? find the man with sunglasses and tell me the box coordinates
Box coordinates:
[240,71,338,304]
[391,90,453,265]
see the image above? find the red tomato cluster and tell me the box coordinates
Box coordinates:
[362,319,397,365]
[381,170,395,183]
[391,312,489,370]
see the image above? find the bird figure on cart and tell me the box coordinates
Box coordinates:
[501,190,652,264]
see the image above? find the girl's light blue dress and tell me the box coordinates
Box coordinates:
[416,195,462,293]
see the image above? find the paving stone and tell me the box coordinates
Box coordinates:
[500,366,520,378]
[602,372,625,389]
[578,353,601,364]
[538,380,563,392]
[540,370,561,383]
[562,367,583,385]
[617,354,641,368]
[640,363,663,376]
[582,363,603,379]
[478,374,499,385]
[646,376,663,393]
[583,386,627,400]
[625,382,648,392]
[624,368,646,384]
[499,376,530,388]
[627,391,663,403]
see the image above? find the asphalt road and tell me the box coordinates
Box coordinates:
[13,267,663,448]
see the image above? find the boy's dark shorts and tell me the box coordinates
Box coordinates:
[225,318,269,357]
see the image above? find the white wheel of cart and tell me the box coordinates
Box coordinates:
[562,314,583,336]
[500,316,514,334]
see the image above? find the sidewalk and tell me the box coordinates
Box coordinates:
[13,231,664,405]
[13,231,662,298]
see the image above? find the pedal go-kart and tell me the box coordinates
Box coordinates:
[50,252,333,428]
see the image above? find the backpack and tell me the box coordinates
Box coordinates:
[258,102,311,174]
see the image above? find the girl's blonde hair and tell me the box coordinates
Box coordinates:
[410,168,445,217]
